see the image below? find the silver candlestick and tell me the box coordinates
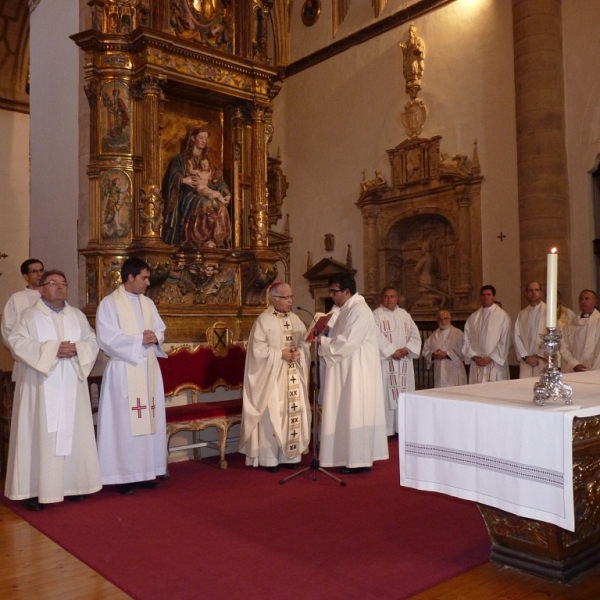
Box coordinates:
[533,327,573,406]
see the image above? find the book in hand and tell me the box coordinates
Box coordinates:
[306,312,332,342]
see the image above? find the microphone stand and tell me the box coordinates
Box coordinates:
[279,307,346,487]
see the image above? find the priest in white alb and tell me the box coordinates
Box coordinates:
[319,273,388,474]
[1,258,44,383]
[422,310,467,388]
[560,289,600,373]
[96,258,168,494]
[514,281,547,378]
[462,285,512,383]
[5,270,101,511]
[372,286,421,435]
[239,283,311,473]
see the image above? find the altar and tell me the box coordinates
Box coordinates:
[399,371,600,582]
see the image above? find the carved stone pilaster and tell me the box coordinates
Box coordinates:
[249,103,269,248]
[455,191,473,307]
[363,211,380,296]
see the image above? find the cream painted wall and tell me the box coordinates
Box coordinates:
[0,108,30,371]
[29,0,80,304]
[562,0,600,305]
[272,0,522,322]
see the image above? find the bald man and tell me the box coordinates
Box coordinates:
[560,289,600,373]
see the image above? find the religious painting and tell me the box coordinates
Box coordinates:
[170,0,233,52]
[148,257,238,306]
[301,0,321,26]
[161,101,232,250]
[101,170,131,239]
[100,80,131,153]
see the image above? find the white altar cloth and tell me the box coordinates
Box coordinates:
[399,370,600,531]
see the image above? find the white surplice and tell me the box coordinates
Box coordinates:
[560,310,600,373]
[422,325,467,388]
[96,288,168,484]
[372,305,421,434]
[514,302,547,378]
[4,299,101,503]
[319,294,388,468]
[462,304,512,383]
[1,287,41,382]
[239,308,311,467]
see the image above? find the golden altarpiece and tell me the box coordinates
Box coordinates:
[72,0,290,342]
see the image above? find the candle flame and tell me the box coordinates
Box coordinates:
[551,248,557,253]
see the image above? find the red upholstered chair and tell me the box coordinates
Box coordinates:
[158,343,246,469]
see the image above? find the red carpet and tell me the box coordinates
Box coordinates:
[2,441,490,600]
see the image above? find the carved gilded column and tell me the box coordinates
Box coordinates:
[249,103,269,248]
[513,0,571,302]
[135,74,165,244]
[363,211,379,295]
[232,107,244,248]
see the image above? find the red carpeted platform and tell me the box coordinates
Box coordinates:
[2,441,491,600]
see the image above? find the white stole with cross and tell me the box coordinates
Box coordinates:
[113,285,158,436]
[379,315,410,408]
[276,310,303,459]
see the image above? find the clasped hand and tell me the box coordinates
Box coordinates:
[282,347,300,363]
[57,341,77,359]
[142,330,158,345]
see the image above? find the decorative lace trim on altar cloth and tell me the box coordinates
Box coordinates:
[405,442,564,488]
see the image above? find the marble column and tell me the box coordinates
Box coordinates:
[512,0,571,304]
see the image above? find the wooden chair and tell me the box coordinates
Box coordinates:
[158,343,246,469]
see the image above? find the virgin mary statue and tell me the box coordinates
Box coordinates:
[162,127,232,249]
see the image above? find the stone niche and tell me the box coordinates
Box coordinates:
[357,135,483,321]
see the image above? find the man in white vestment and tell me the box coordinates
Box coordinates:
[239,283,311,473]
[1,258,44,382]
[560,289,600,373]
[372,286,421,435]
[422,310,467,388]
[319,273,388,474]
[514,281,547,378]
[462,285,512,383]
[5,270,101,511]
[96,258,168,494]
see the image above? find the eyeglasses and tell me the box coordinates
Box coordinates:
[41,281,68,289]
[274,295,294,300]
[27,268,44,274]
[328,288,343,295]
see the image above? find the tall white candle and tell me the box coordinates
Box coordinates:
[546,249,558,328]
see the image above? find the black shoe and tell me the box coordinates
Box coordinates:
[66,495,86,502]
[338,466,372,474]
[138,480,158,489]
[116,483,135,495]
[24,497,43,512]
[280,463,299,470]
[265,466,280,473]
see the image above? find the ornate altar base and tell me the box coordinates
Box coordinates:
[478,414,600,583]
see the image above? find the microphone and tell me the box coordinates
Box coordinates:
[297,306,319,340]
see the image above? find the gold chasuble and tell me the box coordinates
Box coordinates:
[113,285,158,436]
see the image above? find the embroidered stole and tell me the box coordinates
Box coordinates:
[379,314,410,408]
[276,310,303,459]
[34,306,81,456]
[114,285,158,436]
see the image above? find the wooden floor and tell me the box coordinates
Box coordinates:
[1,484,599,599]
